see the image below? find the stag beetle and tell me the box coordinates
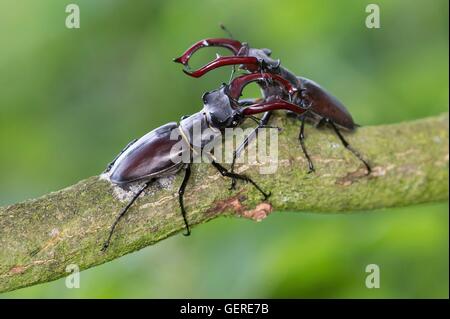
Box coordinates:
[174,34,371,183]
[102,73,305,251]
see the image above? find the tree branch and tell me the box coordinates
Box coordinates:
[0,113,448,293]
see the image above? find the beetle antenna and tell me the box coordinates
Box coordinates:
[219,23,238,83]
[228,65,236,84]
[220,23,234,39]
[101,182,151,252]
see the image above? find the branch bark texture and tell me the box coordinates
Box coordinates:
[0,113,448,293]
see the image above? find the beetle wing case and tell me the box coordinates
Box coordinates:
[298,77,356,130]
[109,122,184,185]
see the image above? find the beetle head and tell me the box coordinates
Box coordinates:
[239,43,281,71]
[202,84,243,129]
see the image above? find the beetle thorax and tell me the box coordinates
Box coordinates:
[201,86,241,129]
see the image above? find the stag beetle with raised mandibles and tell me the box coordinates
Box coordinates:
[102,72,306,251]
[173,34,371,182]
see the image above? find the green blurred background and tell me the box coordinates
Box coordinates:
[0,0,448,298]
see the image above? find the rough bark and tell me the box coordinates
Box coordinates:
[0,113,448,293]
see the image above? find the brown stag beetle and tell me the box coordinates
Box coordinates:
[173,34,371,182]
[102,73,305,251]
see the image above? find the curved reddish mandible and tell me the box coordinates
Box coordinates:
[242,99,306,116]
[229,73,297,99]
[173,38,243,65]
[182,56,260,78]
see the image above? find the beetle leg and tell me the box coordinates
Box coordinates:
[101,181,151,252]
[315,117,327,129]
[211,161,271,200]
[104,138,137,173]
[178,164,191,236]
[327,119,372,175]
[229,111,273,190]
[299,115,315,173]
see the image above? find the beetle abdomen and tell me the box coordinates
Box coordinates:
[298,77,356,130]
[109,122,184,185]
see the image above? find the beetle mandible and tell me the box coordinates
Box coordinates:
[174,33,371,185]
